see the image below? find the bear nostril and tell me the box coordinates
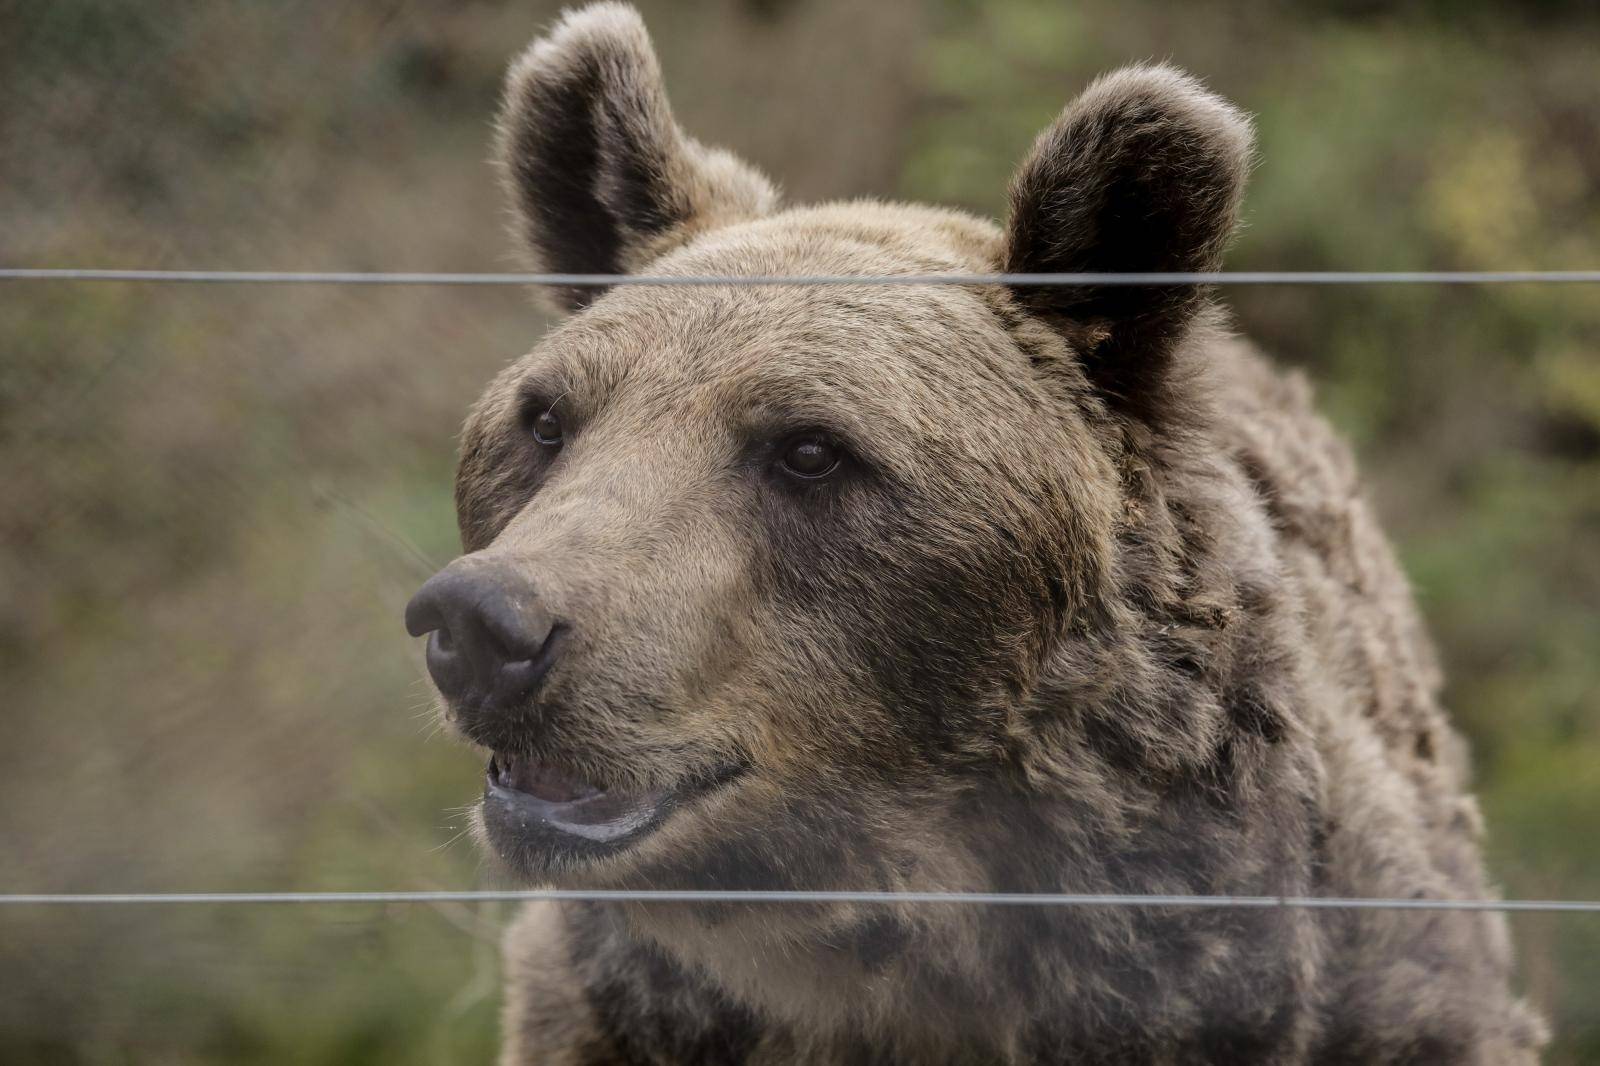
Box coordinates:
[490,624,568,703]
[425,628,472,702]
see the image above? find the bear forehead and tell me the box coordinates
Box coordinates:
[512,204,1042,430]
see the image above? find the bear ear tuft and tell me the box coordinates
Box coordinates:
[495,2,778,311]
[1002,65,1253,418]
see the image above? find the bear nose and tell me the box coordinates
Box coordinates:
[404,558,565,709]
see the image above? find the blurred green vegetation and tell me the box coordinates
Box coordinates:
[1,0,1596,1062]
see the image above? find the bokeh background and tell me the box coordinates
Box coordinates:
[3,1,1597,1062]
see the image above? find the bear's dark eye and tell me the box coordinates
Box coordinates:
[778,434,840,480]
[531,408,563,446]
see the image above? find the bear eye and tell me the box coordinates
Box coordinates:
[530,408,563,446]
[778,434,841,480]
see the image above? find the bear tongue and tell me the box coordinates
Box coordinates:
[496,755,604,803]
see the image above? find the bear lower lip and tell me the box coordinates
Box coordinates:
[485,754,668,844]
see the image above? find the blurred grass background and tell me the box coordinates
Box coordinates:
[1,1,1596,1062]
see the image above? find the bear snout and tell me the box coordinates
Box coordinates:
[405,556,567,717]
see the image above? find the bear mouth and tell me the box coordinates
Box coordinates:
[485,754,670,844]
[482,753,744,870]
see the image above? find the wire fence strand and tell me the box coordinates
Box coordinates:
[4,890,1600,912]
[5,269,1600,286]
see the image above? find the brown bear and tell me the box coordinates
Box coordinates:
[403,4,1546,1062]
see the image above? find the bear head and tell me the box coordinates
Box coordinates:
[405,5,1306,1009]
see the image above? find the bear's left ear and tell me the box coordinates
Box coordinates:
[1002,65,1253,417]
[496,3,779,311]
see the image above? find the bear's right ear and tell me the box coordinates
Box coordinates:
[495,2,778,311]
[1002,65,1253,421]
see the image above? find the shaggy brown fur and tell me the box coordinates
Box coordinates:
[413,4,1546,1062]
